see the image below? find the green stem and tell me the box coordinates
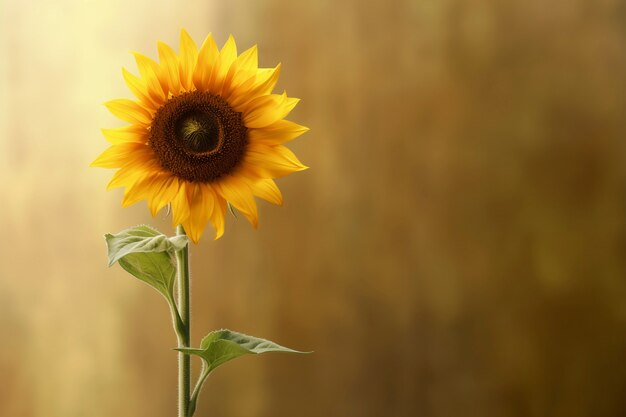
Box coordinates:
[175,225,191,417]
[167,294,185,344]
[188,361,211,417]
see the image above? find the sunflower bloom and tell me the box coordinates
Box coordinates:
[92,30,308,243]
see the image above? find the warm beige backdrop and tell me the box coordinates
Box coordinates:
[1,0,625,416]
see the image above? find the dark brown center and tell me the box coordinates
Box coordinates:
[149,91,247,182]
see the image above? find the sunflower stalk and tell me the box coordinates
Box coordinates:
[174,225,191,417]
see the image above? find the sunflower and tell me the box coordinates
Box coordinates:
[92,30,308,243]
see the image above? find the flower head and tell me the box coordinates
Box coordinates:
[92,30,308,243]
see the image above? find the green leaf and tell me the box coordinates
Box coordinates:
[105,225,188,266]
[104,225,188,299]
[178,329,309,416]
[178,329,307,372]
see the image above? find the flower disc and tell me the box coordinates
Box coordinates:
[149,91,248,182]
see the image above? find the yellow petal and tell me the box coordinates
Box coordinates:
[91,143,149,168]
[106,161,154,190]
[228,65,281,109]
[223,71,255,104]
[134,52,166,104]
[170,180,190,227]
[193,33,219,90]
[139,175,173,210]
[105,99,153,125]
[121,171,157,207]
[122,68,157,110]
[222,45,257,96]
[148,176,180,216]
[209,35,237,94]
[216,175,258,228]
[244,144,308,178]
[101,125,148,144]
[119,171,167,209]
[183,183,215,244]
[248,178,283,205]
[210,194,227,239]
[248,120,309,145]
[157,41,181,96]
[243,92,299,128]
[121,193,142,208]
[179,29,198,91]
[251,67,281,96]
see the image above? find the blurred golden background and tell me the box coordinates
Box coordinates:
[1,0,625,416]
